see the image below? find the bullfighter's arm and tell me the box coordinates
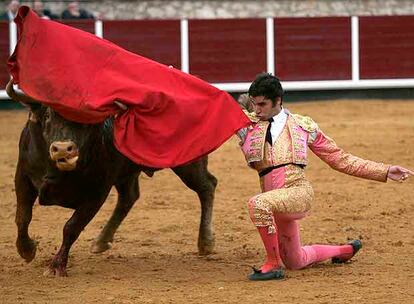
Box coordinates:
[308,129,390,182]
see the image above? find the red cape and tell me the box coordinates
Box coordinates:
[8,7,250,168]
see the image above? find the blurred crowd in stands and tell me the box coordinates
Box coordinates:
[1,1,102,21]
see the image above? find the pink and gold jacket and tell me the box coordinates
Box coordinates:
[239,109,389,182]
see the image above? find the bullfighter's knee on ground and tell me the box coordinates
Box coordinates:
[248,196,356,271]
[248,196,282,273]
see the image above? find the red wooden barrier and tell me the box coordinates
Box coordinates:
[102,20,181,68]
[3,16,414,93]
[0,22,10,88]
[360,16,414,79]
[188,18,266,83]
[275,17,351,81]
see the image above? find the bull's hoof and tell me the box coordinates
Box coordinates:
[90,241,112,254]
[16,238,38,263]
[198,238,215,256]
[43,266,68,277]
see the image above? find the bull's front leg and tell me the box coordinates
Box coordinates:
[15,165,38,263]
[44,201,104,277]
[91,174,140,254]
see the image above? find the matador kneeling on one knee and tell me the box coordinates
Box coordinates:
[237,73,413,281]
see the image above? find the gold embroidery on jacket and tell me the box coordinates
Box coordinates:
[292,114,318,133]
[242,109,260,123]
[287,117,307,165]
[244,114,313,171]
[270,124,292,165]
[244,121,267,163]
[309,132,390,182]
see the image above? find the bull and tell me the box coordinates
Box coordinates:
[6,80,217,276]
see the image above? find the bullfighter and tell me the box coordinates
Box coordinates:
[237,73,413,281]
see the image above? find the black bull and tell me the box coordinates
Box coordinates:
[7,82,217,276]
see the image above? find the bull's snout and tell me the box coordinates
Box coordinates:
[49,141,79,171]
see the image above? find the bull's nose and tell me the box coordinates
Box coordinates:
[49,141,78,159]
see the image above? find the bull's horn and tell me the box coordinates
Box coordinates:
[114,100,128,111]
[6,79,40,105]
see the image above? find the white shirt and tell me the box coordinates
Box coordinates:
[269,108,288,145]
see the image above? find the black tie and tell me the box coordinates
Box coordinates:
[266,117,273,145]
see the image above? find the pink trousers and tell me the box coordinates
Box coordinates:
[273,212,352,269]
[249,165,353,270]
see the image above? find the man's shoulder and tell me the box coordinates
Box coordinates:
[290,113,318,132]
[242,109,260,123]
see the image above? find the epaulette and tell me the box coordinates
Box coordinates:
[242,109,260,123]
[292,114,318,132]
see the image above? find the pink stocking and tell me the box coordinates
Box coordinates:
[308,244,354,263]
[256,226,282,273]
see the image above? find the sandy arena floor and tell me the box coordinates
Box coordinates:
[0,100,413,304]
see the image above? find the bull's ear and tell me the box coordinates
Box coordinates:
[28,111,38,123]
[25,102,42,112]
[28,105,46,123]
[18,100,43,123]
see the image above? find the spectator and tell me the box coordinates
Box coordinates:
[0,0,20,21]
[61,1,94,19]
[32,1,58,20]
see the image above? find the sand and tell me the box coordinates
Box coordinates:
[0,100,413,304]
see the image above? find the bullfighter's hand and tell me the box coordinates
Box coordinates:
[387,165,414,182]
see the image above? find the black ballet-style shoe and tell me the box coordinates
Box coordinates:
[332,239,362,264]
[247,266,285,281]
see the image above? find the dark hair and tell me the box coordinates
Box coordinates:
[248,73,284,106]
